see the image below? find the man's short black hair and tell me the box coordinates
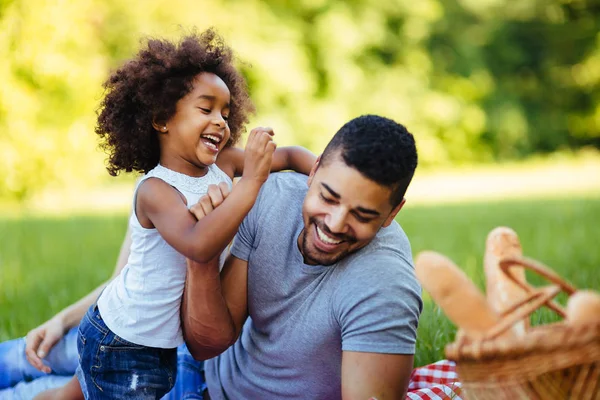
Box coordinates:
[320,115,418,206]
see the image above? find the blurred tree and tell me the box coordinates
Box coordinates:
[0,0,598,202]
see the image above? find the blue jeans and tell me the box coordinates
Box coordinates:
[76,304,177,399]
[0,329,77,399]
[0,323,207,399]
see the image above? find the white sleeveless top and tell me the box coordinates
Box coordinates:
[97,164,232,348]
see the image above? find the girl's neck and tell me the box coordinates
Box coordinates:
[158,156,211,178]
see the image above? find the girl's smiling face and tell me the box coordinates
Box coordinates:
[157,72,231,177]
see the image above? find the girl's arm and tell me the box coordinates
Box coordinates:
[137,129,275,264]
[216,128,317,178]
[270,145,317,176]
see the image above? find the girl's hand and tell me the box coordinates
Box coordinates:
[189,182,231,220]
[242,127,277,185]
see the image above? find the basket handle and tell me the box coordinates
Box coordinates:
[499,256,577,296]
[484,285,561,339]
[477,256,578,339]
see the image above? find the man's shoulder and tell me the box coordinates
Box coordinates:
[264,171,308,188]
[339,222,416,285]
[258,172,308,202]
[369,221,412,260]
[380,221,412,251]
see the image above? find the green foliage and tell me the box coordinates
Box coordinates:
[1,0,599,201]
[1,196,599,366]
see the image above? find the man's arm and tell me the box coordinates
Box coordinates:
[219,255,249,337]
[182,185,251,360]
[182,253,250,360]
[25,224,132,372]
[336,249,422,400]
[341,352,413,400]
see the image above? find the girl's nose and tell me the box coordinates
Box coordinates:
[212,113,226,128]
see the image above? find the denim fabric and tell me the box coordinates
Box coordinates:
[76,305,177,399]
[0,327,78,390]
[0,375,72,400]
[161,346,206,400]
[0,324,206,399]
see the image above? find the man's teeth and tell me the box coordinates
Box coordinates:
[316,226,342,245]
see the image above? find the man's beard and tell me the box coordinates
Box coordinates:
[299,217,357,266]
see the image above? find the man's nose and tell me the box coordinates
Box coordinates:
[325,208,349,235]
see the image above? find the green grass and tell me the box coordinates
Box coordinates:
[1,196,599,367]
[0,215,127,340]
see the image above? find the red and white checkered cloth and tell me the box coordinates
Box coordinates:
[369,360,462,400]
[405,360,462,399]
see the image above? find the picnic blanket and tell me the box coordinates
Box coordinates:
[369,360,462,400]
[406,360,462,399]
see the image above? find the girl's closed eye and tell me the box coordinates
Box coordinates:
[198,107,211,114]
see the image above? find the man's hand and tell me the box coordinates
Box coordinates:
[189,182,231,220]
[242,127,277,185]
[25,317,66,373]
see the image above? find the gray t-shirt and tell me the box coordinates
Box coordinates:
[205,172,422,400]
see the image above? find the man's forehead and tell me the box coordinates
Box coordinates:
[314,161,393,208]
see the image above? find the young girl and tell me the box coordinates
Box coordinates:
[74,29,316,399]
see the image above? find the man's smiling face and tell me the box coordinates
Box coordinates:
[298,153,405,266]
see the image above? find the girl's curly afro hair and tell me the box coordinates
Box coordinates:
[96,28,254,176]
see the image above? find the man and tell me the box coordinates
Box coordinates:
[183,114,422,399]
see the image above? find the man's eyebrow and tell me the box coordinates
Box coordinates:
[321,183,380,216]
[321,183,340,199]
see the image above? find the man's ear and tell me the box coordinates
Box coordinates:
[307,155,321,186]
[151,117,168,133]
[383,198,406,227]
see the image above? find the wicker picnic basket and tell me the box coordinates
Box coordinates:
[445,256,600,400]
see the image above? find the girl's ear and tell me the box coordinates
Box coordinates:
[151,118,168,133]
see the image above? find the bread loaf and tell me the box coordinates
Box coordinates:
[566,290,600,326]
[415,251,500,339]
[484,227,529,335]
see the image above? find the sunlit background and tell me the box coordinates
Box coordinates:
[1,0,599,362]
[1,0,599,212]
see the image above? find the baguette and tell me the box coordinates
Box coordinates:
[484,227,529,335]
[566,290,600,326]
[415,251,501,339]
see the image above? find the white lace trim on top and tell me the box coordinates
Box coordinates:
[146,164,231,194]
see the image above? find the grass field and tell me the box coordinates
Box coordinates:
[1,195,599,367]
